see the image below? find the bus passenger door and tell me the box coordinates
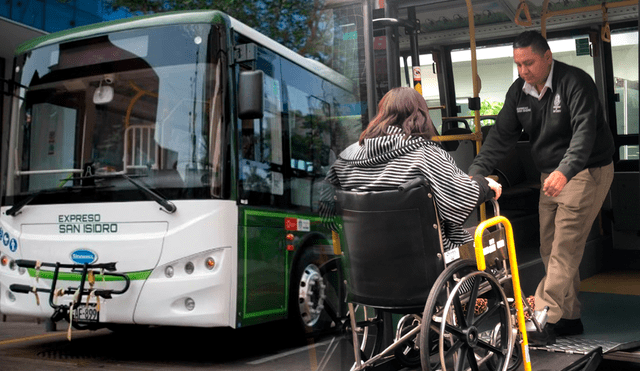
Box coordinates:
[236,46,289,327]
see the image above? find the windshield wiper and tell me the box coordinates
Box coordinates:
[7,174,177,216]
[6,190,46,217]
[85,173,177,214]
[5,185,106,217]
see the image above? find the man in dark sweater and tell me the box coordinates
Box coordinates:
[468,31,615,345]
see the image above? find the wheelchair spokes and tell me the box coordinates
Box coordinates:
[421,260,513,371]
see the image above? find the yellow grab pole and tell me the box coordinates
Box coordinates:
[465,0,482,155]
[474,216,532,371]
[465,0,488,220]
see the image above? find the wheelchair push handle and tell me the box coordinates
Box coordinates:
[398,177,427,191]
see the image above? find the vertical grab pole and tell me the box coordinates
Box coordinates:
[407,6,421,95]
[465,0,488,220]
[464,0,482,155]
[474,216,532,371]
[363,0,377,121]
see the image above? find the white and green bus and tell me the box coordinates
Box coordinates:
[0,10,362,335]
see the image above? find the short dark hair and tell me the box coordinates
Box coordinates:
[513,31,550,56]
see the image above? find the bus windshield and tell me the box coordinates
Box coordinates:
[4,23,224,206]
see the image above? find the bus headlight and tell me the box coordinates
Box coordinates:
[151,247,227,280]
[185,297,195,311]
[165,266,174,278]
[205,257,215,270]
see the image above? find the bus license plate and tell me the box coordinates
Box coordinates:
[74,303,99,323]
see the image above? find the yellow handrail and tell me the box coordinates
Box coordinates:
[541,0,638,39]
[474,216,532,371]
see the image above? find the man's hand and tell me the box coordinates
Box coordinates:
[543,171,567,197]
[486,177,502,200]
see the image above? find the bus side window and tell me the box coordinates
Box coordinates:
[285,82,332,211]
[238,49,285,204]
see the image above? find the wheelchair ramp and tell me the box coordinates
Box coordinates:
[521,347,601,371]
[531,336,638,354]
[527,290,640,368]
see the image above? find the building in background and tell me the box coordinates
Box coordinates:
[0,1,133,144]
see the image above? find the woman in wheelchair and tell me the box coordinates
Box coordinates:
[321,86,501,251]
[319,87,537,371]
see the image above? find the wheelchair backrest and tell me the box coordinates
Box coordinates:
[335,178,445,310]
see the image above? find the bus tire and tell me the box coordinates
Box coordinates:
[289,246,342,339]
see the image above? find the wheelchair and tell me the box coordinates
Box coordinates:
[334,177,546,371]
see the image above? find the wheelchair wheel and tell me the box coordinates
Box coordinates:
[345,305,384,361]
[420,259,513,371]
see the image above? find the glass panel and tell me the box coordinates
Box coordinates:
[9,0,44,29]
[401,54,443,132]
[6,24,218,204]
[28,103,76,191]
[452,44,513,131]
[551,36,595,79]
[450,36,597,131]
[287,85,332,209]
[612,30,639,136]
[43,0,74,33]
[239,49,284,200]
[620,145,639,161]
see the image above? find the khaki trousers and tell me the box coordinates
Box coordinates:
[535,163,614,324]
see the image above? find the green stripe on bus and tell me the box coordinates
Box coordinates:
[241,308,287,319]
[243,209,323,221]
[28,269,152,281]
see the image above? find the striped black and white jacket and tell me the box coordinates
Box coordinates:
[322,126,491,251]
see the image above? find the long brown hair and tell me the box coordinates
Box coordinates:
[359,87,437,145]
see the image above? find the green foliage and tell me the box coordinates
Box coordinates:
[479,100,503,116]
[464,100,503,131]
[106,0,328,59]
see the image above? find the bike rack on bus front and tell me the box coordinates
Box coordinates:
[9,259,130,327]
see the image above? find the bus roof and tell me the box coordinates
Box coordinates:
[15,9,354,93]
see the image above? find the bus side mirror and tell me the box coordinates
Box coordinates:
[238,70,264,120]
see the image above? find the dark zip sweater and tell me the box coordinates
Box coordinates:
[469,60,614,181]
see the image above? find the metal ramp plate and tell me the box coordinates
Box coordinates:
[522,347,602,371]
[531,337,628,355]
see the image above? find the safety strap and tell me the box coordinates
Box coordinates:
[88,270,96,286]
[67,288,81,341]
[52,288,65,305]
[31,287,40,306]
[34,260,42,282]
[601,4,611,42]
[515,0,532,26]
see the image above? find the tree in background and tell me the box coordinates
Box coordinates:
[480,99,504,117]
[107,0,331,60]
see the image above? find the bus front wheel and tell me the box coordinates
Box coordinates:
[289,247,343,339]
